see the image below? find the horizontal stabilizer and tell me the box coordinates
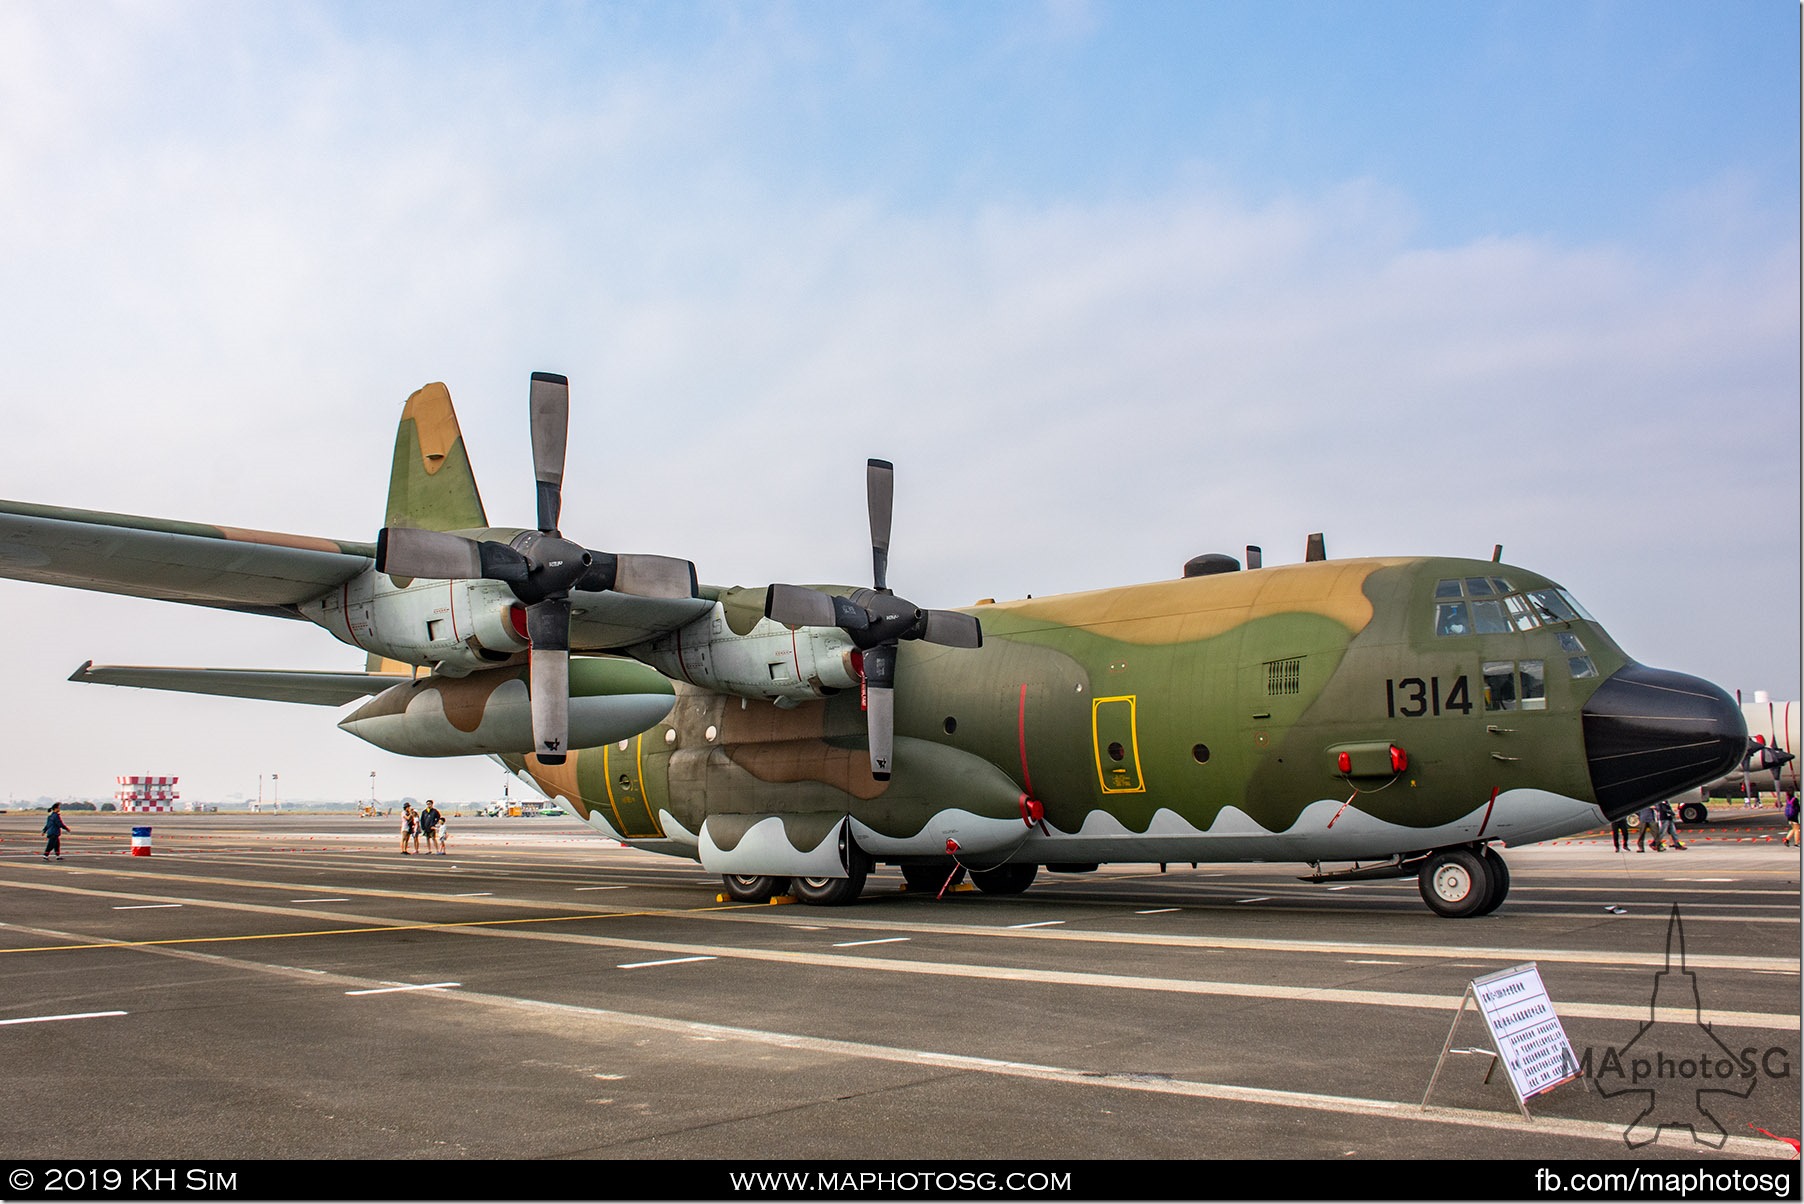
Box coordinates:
[70,661,411,707]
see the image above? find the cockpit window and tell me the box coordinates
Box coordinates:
[1434,579,1462,599]
[1436,602,1470,636]
[1464,577,1495,597]
[1568,656,1598,679]
[1471,599,1511,635]
[1557,632,1585,653]
[1527,589,1577,624]
[1502,593,1538,631]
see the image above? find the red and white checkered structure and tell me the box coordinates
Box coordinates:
[115,775,180,813]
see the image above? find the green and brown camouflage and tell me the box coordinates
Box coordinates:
[4,376,1747,916]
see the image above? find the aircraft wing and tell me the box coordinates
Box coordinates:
[0,499,374,618]
[70,661,411,706]
[568,591,714,650]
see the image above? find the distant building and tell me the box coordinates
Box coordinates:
[115,775,180,813]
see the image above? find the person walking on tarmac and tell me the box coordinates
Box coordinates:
[42,802,69,861]
[1636,805,1660,852]
[1783,792,1800,847]
[1611,815,1631,852]
[1656,799,1685,851]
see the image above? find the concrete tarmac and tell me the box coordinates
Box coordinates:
[1,807,1796,1165]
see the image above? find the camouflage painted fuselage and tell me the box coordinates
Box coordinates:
[504,553,1667,875]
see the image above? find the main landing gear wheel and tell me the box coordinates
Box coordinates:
[722,874,789,903]
[970,862,1038,895]
[1473,847,1510,916]
[791,846,872,907]
[1417,847,1491,918]
[1678,800,1708,825]
[900,862,966,893]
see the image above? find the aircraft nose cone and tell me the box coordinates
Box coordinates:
[1582,662,1746,819]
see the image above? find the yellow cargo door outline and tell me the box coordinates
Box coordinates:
[602,734,664,839]
[1092,695,1146,794]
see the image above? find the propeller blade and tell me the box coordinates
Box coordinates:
[867,458,893,592]
[525,597,571,765]
[529,372,569,534]
[377,527,483,580]
[613,553,699,599]
[866,684,895,781]
[530,647,570,764]
[920,609,982,649]
[766,584,842,629]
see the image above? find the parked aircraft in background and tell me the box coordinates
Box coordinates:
[1672,693,1797,823]
[4,375,1748,916]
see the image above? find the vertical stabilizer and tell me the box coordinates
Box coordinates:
[385,383,488,532]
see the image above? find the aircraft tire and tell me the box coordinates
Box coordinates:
[1678,801,1707,825]
[970,862,1038,895]
[791,868,868,906]
[900,862,966,893]
[1473,848,1510,916]
[792,844,871,906]
[1417,848,1491,918]
[722,874,789,903]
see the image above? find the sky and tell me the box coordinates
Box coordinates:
[1,1,1797,804]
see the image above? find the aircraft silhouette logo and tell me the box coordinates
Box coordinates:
[1591,905,1759,1148]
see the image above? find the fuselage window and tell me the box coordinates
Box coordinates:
[1483,661,1517,710]
[1519,660,1547,710]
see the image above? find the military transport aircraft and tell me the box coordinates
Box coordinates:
[2,375,1749,916]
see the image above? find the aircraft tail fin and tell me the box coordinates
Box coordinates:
[385,383,489,532]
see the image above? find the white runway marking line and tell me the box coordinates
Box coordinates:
[112,904,181,910]
[344,982,461,996]
[289,898,349,903]
[0,1011,128,1026]
[1134,908,1180,915]
[450,891,494,897]
[447,991,1789,1159]
[1236,897,1271,904]
[618,955,717,970]
[833,937,911,948]
[1008,920,1065,929]
[574,886,626,891]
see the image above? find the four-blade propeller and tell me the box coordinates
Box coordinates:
[376,372,696,764]
[765,458,981,781]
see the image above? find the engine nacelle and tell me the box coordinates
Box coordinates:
[338,657,675,757]
[301,570,529,675]
[630,598,860,704]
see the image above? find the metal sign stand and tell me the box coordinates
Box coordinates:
[1423,963,1585,1119]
